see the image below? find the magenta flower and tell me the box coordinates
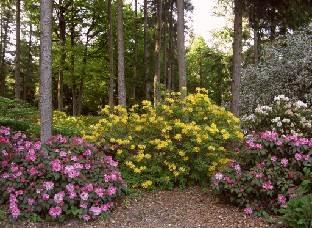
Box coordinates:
[83,149,92,156]
[262,180,273,190]
[10,205,21,218]
[66,183,75,192]
[42,194,50,200]
[80,192,89,201]
[294,153,303,161]
[215,172,223,181]
[94,188,105,197]
[43,181,55,191]
[49,207,62,218]
[82,214,91,221]
[51,159,62,172]
[271,156,277,162]
[278,195,286,204]
[107,186,118,196]
[27,198,35,205]
[89,206,102,216]
[244,207,253,215]
[54,192,65,204]
[281,158,288,167]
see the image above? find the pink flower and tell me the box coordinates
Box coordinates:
[71,155,78,161]
[49,207,62,218]
[281,158,288,167]
[7,187,15,193]
[244,207,253,215]
[80,192,89,201]
[80,203,88,209]
[10,205,21,218]
[27,198,35,205]
[101,204,109,212]
[69,191,77,199]
[83,149,92,156]
[2,160,8,167]
[107,186,118,196]
[51,159,62,172]
[85,164,91,170]
[2,172,9,178]
[89,206,101,216]
[42,194,50,200]
[215,172,223,181]
[303,154,310,161]
[43,181,55,191]
[213,180,219,186]
[94,188,104,197]
[54,192,65,204]
[36,188,43,194]
[82,214,91,221]
[294,153,303,161]
[262,180,273,190]
[67,170,80,178]
[59,151,67,157]
[271,156,277,162]
[278,195,286,204]
[66,183,75,192]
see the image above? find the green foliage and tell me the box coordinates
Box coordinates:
[84,89,244,189]
[0,96,39,136]
[241,95,312,137]
[211,131,312,216]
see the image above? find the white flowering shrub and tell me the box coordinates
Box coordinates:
[240,24,312,115]
[241,95,312,137]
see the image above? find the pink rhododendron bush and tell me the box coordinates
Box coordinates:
[0,126,126,222]
[211,131,312,216]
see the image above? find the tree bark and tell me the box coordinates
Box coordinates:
[24,24,33,102]
[132,0,138,102]
[70,19,76,116]
[177,0,186,95]
[0,4,10,96]
[144,0,151,100]
[167,1,174,91]
[40,0,53,147]
[117,0,126,108]
[230,0,243,117]
[154,0,162,104]
[108,0,114,113]
[14,0,21,99]
[253,20,259,65]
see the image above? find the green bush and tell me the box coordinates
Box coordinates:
[84,89,244,189]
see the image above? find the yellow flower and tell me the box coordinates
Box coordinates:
[179,167,186,172]
[183,156,189,161]
[173,171,180,176]
[130,144,136,150]
[193,147,200,152]
[117,149,123,155]
[174,134,182,140]
[208,146,215,151]
[141,180,153,188]
[145,154,151,159]
[178,150,185,157]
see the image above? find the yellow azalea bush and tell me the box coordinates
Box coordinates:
[83,88,243,189]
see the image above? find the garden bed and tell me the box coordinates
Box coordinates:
[0,186,286,228]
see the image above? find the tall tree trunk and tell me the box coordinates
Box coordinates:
[70,21,76,116]
[57,0,67,111]
[132,0,138,102]
[77,45,87,116]
[108,0,114,113]
[154,0,162,104]
[162,1,167,89]
[117,0,126,107]
[167,1,174,91]
[230,0,243,117]
[144,0,150,100]
[177,0,186,94]
[14,0,21,99]
[24,24,32,102]
[40,0,53,148]
[0,5,10,96]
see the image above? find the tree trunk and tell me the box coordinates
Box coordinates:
[154,0,162,104]
[167,1,174,91]
[144,0,150,100]
[70,20,76,116]
[40,0,53,148]
[24,24,32,102]
[57,0,67,111]
[78,45,87,116]
[132,0,138,102]
[230,0,243,117]
[177,0,186,95]
[117,0,126,107]
[253,19,259,65]
[108,0,114,113]
[14,0,21,99]
[162,1,167,89]
[0,4,10,96]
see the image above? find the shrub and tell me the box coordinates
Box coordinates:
[84,89,244,189]
[0,126,126,222]
[211,131,312,216]
[240,25,312,115]
[241,95,312,137]
[279,168,312,227]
